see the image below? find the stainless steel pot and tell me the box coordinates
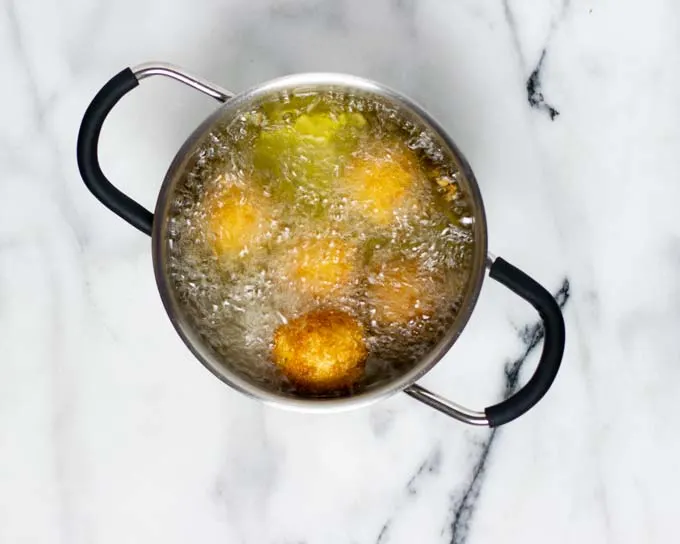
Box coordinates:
[77,62,565,427]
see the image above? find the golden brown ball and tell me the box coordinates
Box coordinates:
[205,184,271,257]
[272,309,368,392]
[368,258,436,326]
[342,145,419,225]
[282,236,357,297]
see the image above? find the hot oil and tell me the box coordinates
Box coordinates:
[167,90,476,396]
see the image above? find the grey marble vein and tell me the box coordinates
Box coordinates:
[448,279,571,544]
[527,49,560,120]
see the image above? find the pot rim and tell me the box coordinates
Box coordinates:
[151,72,488,412]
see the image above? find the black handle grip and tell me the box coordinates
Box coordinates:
[484,257,565,427]
[76,68,154,236]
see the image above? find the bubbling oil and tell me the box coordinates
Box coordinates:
[166,89,476,396]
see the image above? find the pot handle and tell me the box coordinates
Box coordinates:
[76,63,233,236]
[405,257,565,427]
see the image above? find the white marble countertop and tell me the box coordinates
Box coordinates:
[2,0,679,542]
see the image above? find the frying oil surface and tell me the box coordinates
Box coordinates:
[167,90,475,396]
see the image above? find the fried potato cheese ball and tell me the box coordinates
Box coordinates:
[368,258,436,326]
[272,309,368,392]
[343,145,419,225]
[282,237,357,297]
[205,183,271,258]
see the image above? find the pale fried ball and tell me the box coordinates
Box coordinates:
[272,309,368,392]
[283,237,357,297]
[205,185,270,257]
[368,258,436,326]
[343,146,419,225]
